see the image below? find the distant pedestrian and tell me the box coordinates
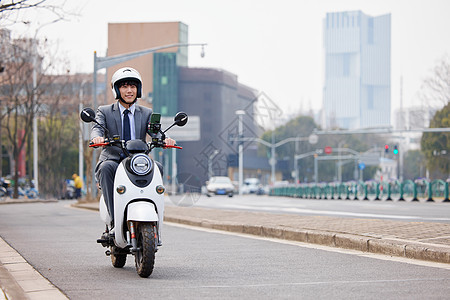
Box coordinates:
[72,173,83,199]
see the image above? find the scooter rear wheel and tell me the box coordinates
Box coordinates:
[111,246,127,268]
[135,223,156,278]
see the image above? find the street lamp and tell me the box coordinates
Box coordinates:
[208,149,219,179]
[78,80,87,193]
[235,110,245,195]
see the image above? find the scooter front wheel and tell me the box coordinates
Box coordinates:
[135,223,156,278]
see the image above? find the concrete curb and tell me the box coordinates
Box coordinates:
[0,198,58,205]
[0,237,68,300]
[163,214,450,264]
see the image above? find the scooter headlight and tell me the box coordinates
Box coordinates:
[130,154,152,175]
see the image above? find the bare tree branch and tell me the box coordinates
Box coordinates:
[419,54,450,109]
[0,0,73,27]
[0,0,47,13]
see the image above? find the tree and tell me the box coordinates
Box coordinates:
[38,111,79,198]
[0,0,47,14]
[260,115,316,181]
[0,1,66,26]
[37,73,93,199]
[418,54,450,179]
[0,30,76,198]
[419,54,450,110]
[403,150,426,180]
[0,36,42,198]
[421,102,450,178]
[259,115,383,183]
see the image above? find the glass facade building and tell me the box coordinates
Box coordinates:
[153,22,188,116]
[323,11,391,129]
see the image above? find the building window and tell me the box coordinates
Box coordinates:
[367,86,374,109]
[204,92,212,103]
[342,54,351,77]
[368,18,374,44]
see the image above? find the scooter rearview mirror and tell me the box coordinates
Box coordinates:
[80,107,111,137]
[162,112,189,134]
[174,112,188,127]
[80,108,96,123]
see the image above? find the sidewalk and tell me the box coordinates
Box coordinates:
[75,201,450,264]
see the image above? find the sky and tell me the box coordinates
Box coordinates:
[5,0,450,119]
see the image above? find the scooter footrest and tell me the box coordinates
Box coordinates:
[97,238,109,244]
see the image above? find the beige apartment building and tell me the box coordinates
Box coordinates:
[107,22,188,103]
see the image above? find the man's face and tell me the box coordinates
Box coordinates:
[119,81,138,103]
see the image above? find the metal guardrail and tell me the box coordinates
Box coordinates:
[269,179,450,202]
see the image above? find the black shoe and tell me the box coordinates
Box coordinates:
[97,231,111,247]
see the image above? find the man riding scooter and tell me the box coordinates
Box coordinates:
[90,67,175,228]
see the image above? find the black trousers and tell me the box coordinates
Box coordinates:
[96,160,119,224]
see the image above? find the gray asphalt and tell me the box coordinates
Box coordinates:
[0,198,449,299]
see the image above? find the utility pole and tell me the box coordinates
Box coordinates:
[32,40,38,192]
[236,110,245,195]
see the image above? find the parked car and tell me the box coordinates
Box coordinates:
[241,178,265,195]
[205,176,234,197]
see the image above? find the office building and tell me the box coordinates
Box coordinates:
[107,22,188,105]
[107,22,275,188]
[322,11,391,129]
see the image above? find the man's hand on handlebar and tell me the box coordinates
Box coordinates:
[164,137,176,147]
[91,136,105,144]
[90,136,107,148]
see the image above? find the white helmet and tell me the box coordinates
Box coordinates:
[111,67,143,101]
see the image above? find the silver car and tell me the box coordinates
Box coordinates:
[205,176,234,197]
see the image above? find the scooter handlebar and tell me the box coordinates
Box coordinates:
[89,142,109,148]
[163,144,182,149]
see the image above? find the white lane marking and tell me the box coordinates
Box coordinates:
[166,222,450,270]
[198,203,450,222]
[191,277,449,289]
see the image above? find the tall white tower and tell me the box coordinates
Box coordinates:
[322,11,391,129]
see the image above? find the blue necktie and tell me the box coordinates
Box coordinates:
[123,109,131,141]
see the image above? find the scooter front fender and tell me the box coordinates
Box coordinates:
[127,201,158,222]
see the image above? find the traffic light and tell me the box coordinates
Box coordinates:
[384,144,389,153]
[393,145,399,155]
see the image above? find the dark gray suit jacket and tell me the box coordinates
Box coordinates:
[91,102,152,164]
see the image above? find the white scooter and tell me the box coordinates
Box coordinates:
[80,108,187,278]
